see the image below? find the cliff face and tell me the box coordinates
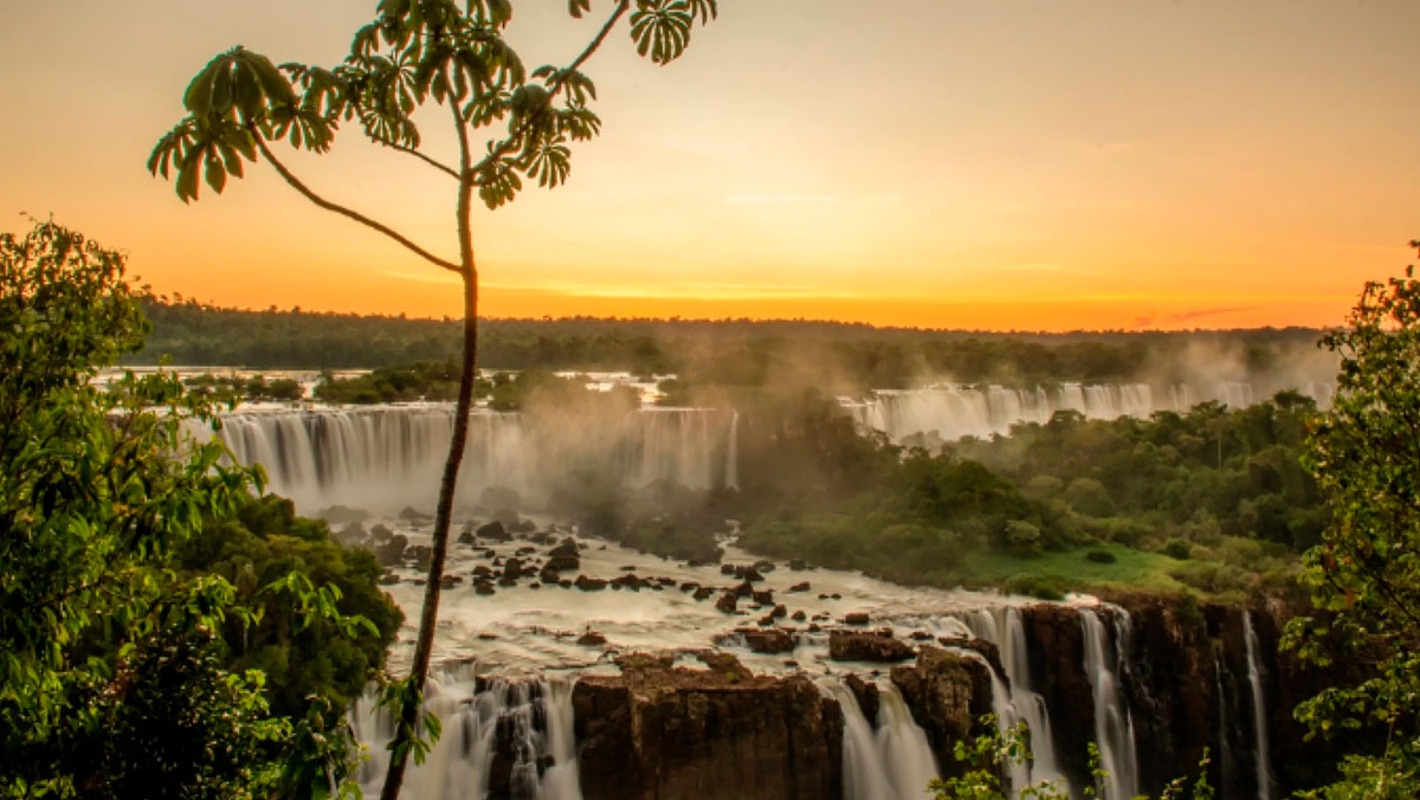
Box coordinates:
[1021,603,1097,788]
[572,653,844,800]
[889,646,994,776]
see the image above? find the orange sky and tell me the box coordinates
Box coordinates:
[2,1,1417,331]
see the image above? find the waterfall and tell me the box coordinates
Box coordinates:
[724,411,740,491]
[1243,612,1276,800]
[958,609,1067,794]
[1214,657,1236,796]
[352,674,581,800]
[209,405,732,513]
[828,681,940,800]
[876,686,940,800]
[844,381,1334,446]
[1080,608,1140,800]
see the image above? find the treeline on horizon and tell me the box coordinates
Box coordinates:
[130,295,1330,391]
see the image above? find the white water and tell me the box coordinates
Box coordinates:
[960,608,1068,794]
[203,405,738,513]
[829,681,939,800]
[1244,612,1276,800]
[724,411,740,491]
[844,381,1335,446]
[352,671,581,800]
[1080,608,1140,800]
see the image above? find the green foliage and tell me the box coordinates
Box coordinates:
[0,220,382,798]
[175,493,403,720]
[315,359,467,404]
[931,718,1214,800]
[1286,258,1420,797]
[1085,549,1117,564]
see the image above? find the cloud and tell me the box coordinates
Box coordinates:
[1166,306,1257,323]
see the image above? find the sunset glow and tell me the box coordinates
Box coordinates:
[2,1,1417,331]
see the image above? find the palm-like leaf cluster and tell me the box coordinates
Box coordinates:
[150,0,715,209]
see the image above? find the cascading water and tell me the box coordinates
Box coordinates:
[1243,612,1276,800]
[844,381,1335,446]
[958,608,1067,794]
[1080,608,1140,800]
[351,672,580,800]
[724,411,739,491]
[875,686,940,800]
[206,405,740,513]
[828,681,939,800]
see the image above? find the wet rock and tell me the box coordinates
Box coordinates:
[574,575,608,592]
[751,589,775,606]
[829,629,916,662]
[753,560,776,574]
[503,558,525,580]
[573,653,843,800]
[548,538,580,559]
[808,623,822,633]
[771,604,787,619]
[374,534,408,567]
[456,529,477,545]
[378,571,400,586]
[788,582,811,593]
[476,520,511,542]
[842,612,870,626]
[610,574,646,591]
[577,630,608,647]
[791,610,807,622]
[544,554,580,573]
[439,574,461,590]
[474,580,496,595]
[733,580,754,598]
[408,545,433,570]
[472,565,494,579]
[788,559,807,571]
[890,646,993,775]
[736,628,795,654]
[720,564,736,576]
[845,674,880,723]
[497,577,517,588]
[679,581,700,593]
[693,586,715,601]
[509,518,537,534]
[715,591,739,614]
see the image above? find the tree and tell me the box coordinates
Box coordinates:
[1288,248,1420,797]
[151,2,720,795]
[0,219,272,796]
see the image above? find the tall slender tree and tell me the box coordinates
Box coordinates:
[150,2,717,796]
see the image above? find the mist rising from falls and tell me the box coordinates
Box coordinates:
[843,380,1335,445]
[208,405,738,513]
[1081,608,1140,800]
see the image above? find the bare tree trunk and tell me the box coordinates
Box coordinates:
[378,270,478,800]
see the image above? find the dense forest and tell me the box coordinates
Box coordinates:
[131,294,1330,392]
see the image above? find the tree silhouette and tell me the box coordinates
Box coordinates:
[150,2,718,796]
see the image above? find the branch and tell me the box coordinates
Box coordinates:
[253,136,461,273]
[383,141,461,180]
[472,0,630,178]
[350,96,462,180]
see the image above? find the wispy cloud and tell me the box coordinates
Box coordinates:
[1166,305,1257,323]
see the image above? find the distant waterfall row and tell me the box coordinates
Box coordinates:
[842,380,1336,444]
[203,405,739,513]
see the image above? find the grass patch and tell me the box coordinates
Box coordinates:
[949,544,1187,596]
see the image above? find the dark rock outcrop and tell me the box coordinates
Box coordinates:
[828,629,915,662]
[890,646,992,776]
[573,653,843,800]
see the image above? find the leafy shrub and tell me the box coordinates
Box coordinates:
[1002,573,1067,601]
[1161,538,1192,560]
[1085,549,1117,564]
